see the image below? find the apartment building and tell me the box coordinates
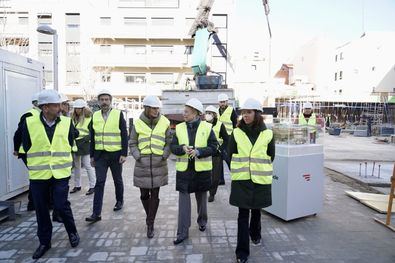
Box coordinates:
[0,0,234,104]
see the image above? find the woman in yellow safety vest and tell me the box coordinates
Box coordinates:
[70,99,96,195]
[170,98,218,245]
[129,95,172,239]
[228,98,275,263]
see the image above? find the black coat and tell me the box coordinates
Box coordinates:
[170,119,218,193]
[228,121,275,209]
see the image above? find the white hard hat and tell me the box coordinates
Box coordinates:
[143,95,161,108]
[97,89,112,98]
[31,92,40,102]
[59,93,69,102]
[303,102,313,109]
[73,99,87,108]
[185,98,204,114]
[217,93,229,102]
[240,98,262,111]
[38,89,62,105]
[205,105,219,115]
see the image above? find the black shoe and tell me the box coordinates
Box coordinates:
[173,237,186,245]
[199,225,206,232]
[86,188,95,195]
[85,214,101,223]
[70,187,81,194]
[32,244,51,259]
[251,238,261,245]
[52,211,63,223]
[208,195,215,202]
[69,232,80,248]
[113,201,123,211]
[236,258,248,263]
[147,225,154,239]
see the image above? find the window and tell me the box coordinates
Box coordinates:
[18,17,28,25]
[212,14,227,28]
[66,42,80,56]
[151,73,174,84]
[339,71,343,80]
[151,17,174,26]
[65,13,80,28]
[124,73,146,83]
[118,0,179,8]
[101,72,111,82]
[38,43,53,56]
[66,71,80,85]
[100,45,111,54]
[251,65,257,70]
[151,45,173,55]
[124,17,146,26]
[37,14,52,25]
[334,72,337,81]
[212,44,227,57]
[100,17,111,25]
[44,70,53,83]
[184,46,193,55]
[124,45,146,55]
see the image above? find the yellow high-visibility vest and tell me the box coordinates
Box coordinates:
[219,106,234,135]
[298,113,317,132]
[212,120,223,145]
[135,115,170,155]
[75,117,91,140]
[175,121,213,172]
[26,115,73,180]
[231,128,273,185]
[92,109,122,152]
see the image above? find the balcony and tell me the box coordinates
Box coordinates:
[92,53,190,68]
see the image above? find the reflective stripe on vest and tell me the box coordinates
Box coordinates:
[299,113,317,132]
[92,109,122,152]
[19,108,41,154]
[175,121,213,172]
[231,128,273,185]
[26,115,73,180]
[135,115,170,155]
[219,106,234,135]
[212,121,223,145]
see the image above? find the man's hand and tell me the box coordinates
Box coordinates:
[90,157,95,167]
[119,155,127,164]
[188,149,198,159]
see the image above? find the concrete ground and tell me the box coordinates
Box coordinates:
[1,157,395,263]
[324,134,395,188]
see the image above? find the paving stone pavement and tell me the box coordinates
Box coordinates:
[0,157,395,262]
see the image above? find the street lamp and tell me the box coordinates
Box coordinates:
[37,25,58,91]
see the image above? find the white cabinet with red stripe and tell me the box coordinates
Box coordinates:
[263,144,324,221]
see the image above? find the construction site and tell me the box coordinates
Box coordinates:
[0,0,394,262]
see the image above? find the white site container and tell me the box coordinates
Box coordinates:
[0,49,43,200]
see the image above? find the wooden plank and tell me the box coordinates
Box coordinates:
[360,200,395,214]
[345,191,388,202]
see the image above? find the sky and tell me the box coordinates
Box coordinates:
[232,0,395,67]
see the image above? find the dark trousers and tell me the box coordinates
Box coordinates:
[93,152,124,215]
[140,188,159,201]
[209,156,223,197]
[236,208,262,260]
[30,178,77,246]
